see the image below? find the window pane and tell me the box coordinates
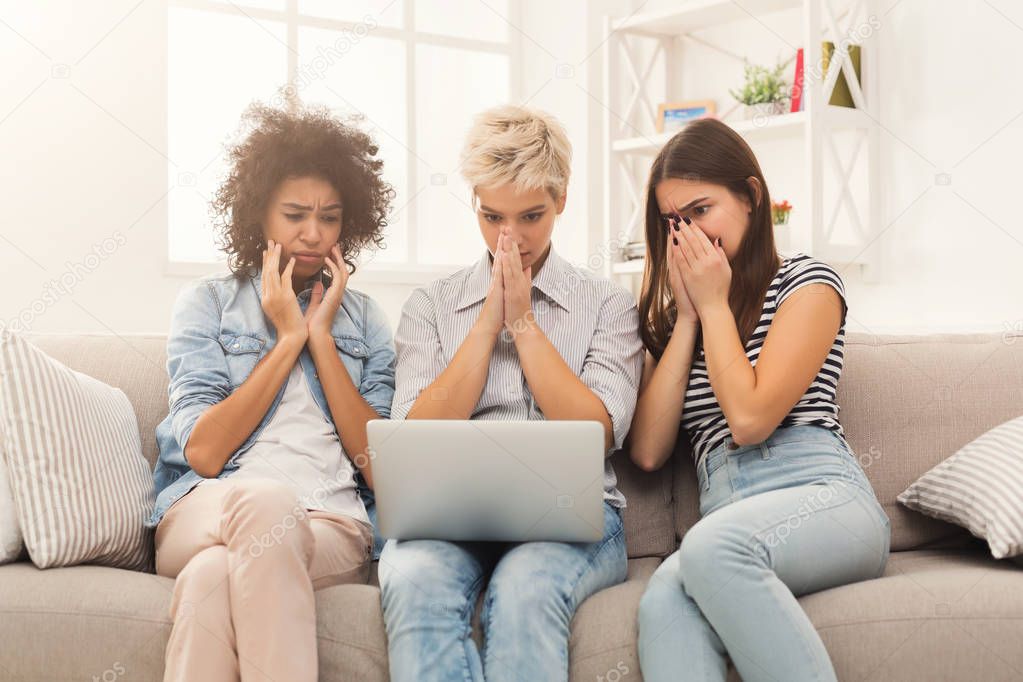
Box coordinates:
[298,27,408,264]
[299,0,403,28]
[415,45,509,265]
[415,0,509,41]
[168,8,287,263]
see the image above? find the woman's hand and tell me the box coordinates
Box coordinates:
[676,217,731,316]
[305,243,348,342]
[476,235,505,337]
[261,240,308,345]
[666,221,700,327]
[499,227,534,336]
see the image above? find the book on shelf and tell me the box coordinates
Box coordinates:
[790,47,805,113]
[822,42,861,108]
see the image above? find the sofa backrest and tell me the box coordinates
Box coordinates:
[22,330,1023,557]
[669,331,1023,553]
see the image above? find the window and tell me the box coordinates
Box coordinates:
[167,0,515,273]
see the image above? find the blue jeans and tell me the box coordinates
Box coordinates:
[379,502,627,681]
[638,425,891,682]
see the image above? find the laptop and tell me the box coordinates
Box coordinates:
[367,419,606,543]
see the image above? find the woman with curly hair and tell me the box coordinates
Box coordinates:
[148,102,396,682]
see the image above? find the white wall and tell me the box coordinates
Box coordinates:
[1,0,1020,339]
[594,0,1023,335]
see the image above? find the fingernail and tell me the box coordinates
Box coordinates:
[683,216,692,225]
[673,223,680,232]
[672,237,678,246]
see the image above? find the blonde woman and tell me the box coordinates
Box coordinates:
[378,105,644,681]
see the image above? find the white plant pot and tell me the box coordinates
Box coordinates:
[744,101,786,121]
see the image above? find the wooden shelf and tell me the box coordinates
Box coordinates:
[613,0,803,36]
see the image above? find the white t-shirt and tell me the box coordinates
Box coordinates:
[209,362,369,525]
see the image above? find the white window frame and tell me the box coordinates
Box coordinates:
[165,0,521,284]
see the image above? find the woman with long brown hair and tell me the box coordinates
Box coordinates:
[629,118,890,681]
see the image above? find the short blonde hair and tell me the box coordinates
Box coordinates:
[460,104,572,201]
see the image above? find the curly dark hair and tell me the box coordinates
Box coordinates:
[212,101,394,276]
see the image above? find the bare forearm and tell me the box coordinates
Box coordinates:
[513,321,614,450]
[185,334,306,477]
[629,322,699,471]
[308,333,381,487]
[700,301,758,440]
[406,323,498,420]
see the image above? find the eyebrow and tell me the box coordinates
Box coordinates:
[281,202,342,211]
[478,204,547,215]
[660,196,709,217]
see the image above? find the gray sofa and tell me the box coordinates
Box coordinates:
[2,330,1022,681]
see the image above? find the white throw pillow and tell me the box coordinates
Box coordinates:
[0,331,154,570]
[0,452,24,563]
[898,415,1023,560]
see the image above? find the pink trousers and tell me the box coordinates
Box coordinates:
[155,478,373,682]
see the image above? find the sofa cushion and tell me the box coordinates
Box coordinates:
[0,332,155,570]
[612,450,675,558]
[0,562,391,682]
[4,548,1020,681]
[0,557,664,682]
[23,333,168,470]
[565,548,1023,682]
[795,547,1023,681]
[568,556,660,680]
[0,453,23,564]
[898,414,1023,559]
[0,563,172,681]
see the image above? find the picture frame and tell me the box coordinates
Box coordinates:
[656,100,717,133]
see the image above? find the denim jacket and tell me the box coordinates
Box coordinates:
[148,268,396,528]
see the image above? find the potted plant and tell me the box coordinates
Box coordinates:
[730,60,790,120]
[772,199,793,250]
[771,199,792,225]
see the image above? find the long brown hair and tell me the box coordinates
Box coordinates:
[638,118,781,360]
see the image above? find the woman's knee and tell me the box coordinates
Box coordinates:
[173,545,230,607]
[677,518,745,594]
[638,554,684,628]
[379,540,479,617]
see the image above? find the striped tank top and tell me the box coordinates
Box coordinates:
[681,253,849,466]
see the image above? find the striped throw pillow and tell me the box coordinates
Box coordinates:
[0,453,23,563]
[0,331,154,570]
[898,415,1023,560]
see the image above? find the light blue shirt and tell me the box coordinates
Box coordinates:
[392,246,644,507]
[149,269,396,528]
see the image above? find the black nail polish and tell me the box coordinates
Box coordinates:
[683,216,692,225]
[673,223,680,232]
[672,237,678,246]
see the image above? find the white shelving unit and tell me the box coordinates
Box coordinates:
[601,0,882,284]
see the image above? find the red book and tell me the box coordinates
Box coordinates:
[790,47,804,113]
